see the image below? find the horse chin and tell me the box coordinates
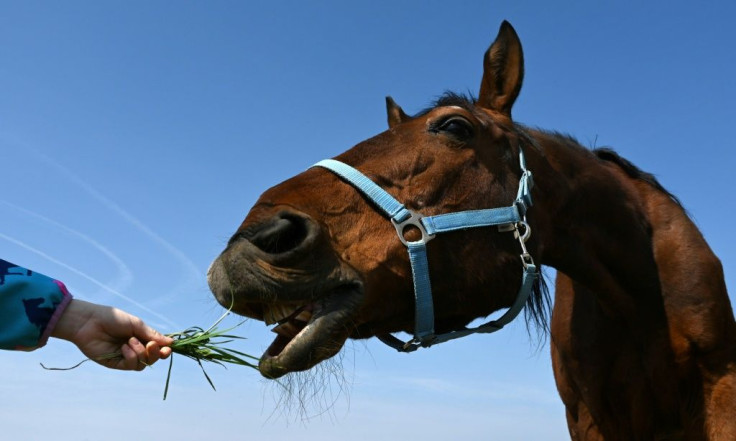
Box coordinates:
[257,285,362,378]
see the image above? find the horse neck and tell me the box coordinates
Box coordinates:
[526,131,687,430]
[525,131,665,320]
[632,176,736,349]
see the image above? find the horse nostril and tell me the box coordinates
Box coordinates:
[248,213,312,255]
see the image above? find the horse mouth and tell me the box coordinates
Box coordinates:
[251,285,363,379]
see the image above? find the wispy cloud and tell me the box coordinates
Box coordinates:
[31,150,204,306]
[0,200,134,295]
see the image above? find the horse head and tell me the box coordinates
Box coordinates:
[208,21,545,378]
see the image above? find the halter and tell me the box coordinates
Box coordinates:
[312,149,538,352]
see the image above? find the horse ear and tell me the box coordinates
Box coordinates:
[477,21,524,117]
[386,96,410,128]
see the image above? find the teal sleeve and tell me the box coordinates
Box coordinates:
[0,259,73,351]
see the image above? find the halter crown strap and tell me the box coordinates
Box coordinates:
[312,150,537,352]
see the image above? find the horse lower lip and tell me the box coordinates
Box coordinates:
[262,313,316,362]
[257,286,362,379]
[260,320,318,378]
[263,333,292,360]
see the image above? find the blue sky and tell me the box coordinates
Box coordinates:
[1,2,734,440]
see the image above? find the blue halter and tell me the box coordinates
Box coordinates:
[313,150,538,352]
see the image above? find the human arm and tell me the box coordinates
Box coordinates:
[0,258,172,370]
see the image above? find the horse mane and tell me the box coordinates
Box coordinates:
[530,130,685,209]
[592,148,684,209]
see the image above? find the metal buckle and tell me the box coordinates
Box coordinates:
[514,221,535,269]
[391,210,435,246]
[514,221,531,242]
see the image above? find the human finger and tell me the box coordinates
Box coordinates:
[149,342,172,360]
[131,320,174,347]
[160,345,172,359]
[126,337,148,371]
[144,341,168,365]
[119,342,141,370]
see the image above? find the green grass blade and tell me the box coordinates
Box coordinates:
[163,353,174,400]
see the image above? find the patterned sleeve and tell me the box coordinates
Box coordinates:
[0,259,73,351]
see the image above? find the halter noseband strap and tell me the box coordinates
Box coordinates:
[312,150,538,353]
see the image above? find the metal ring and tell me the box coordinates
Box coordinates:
[391,210,435,246]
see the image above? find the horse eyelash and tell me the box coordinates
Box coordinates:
[428,117,474,138]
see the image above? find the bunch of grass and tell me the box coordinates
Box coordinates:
[163,311,260,399]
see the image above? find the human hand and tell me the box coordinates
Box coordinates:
[51,299,173,370]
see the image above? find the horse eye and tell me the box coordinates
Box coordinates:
[435,117,474,139]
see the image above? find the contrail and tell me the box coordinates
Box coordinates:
[0,200,133,295]
[31,150,204,303]
[0,232,179,328]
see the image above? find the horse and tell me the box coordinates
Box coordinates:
[551,149,736,440]
[207,21,736,440]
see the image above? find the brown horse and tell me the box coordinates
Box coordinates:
[207,21,735,439]
[552,149,736,440]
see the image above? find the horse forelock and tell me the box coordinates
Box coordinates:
[412,91,478,118]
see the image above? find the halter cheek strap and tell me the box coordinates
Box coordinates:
[312,150,538,352]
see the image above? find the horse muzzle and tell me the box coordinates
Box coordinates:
[207,207,365,378]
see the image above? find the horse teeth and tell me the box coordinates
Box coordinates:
[263,304,302,325]
[276,304,295,321]
[271,321,301,339]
